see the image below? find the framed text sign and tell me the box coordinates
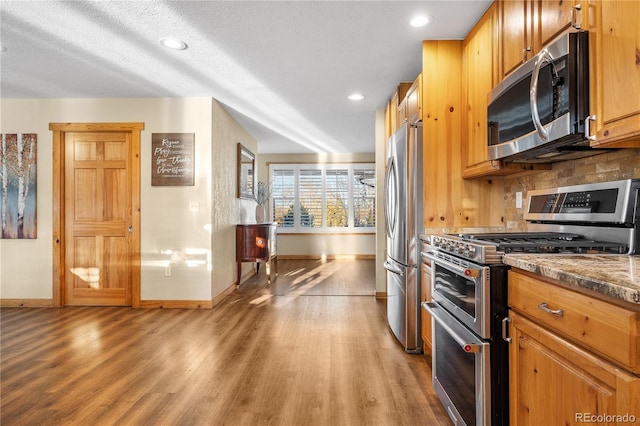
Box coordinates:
[151,133,195,186]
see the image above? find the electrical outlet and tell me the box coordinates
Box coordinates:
[516,192,523,209]
[164,265,172,277]
[189,201,200,212]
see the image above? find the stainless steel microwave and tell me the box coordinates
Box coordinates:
[487,31,595,163]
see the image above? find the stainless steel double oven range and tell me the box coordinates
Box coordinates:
[422,179,640,426]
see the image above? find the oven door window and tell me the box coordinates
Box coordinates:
[434,265,476,319]
[434,322,477,425]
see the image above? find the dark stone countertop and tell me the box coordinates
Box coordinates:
[503,254,640,305]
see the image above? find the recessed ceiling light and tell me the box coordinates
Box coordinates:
[159,38,188,50]
[348,93,365,101]
[410,15,432,27]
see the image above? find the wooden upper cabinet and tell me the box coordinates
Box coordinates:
[394,82,412,132]
[586,0,640,148]
[538,0,578,46]
[405,74,422,124]
[463,4,499,175]
[500,0,538,79]
[384,98,393,144]
[384,82,412,141]
[463,3,551,178]
[500,0,583,80]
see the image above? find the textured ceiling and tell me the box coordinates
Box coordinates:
[0,1,492,154]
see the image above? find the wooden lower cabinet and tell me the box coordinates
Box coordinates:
[509,311,640,425]
[420,261,432,354]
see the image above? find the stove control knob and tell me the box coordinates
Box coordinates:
[464,268,480,278]
[467,246,476,257]
[457,244,465,254]
[432,237,440,247]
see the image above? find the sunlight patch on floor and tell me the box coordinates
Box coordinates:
[249,294,273,305]
[284,268,306,277]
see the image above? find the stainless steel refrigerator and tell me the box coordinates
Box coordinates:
[383,122,423,353]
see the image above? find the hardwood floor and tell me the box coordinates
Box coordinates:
[1,259,451,425]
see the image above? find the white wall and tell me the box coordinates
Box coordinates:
[0,98,253,303]
[256,152,376,257]
[374,108,387,294]
[210,100,257,295]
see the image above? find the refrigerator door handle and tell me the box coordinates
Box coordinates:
[383,260,404,276]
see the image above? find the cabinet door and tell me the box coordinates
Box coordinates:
[509,311,640,426]
[501,0,535,78]
[588,0,640,148]
[464,8,496,169]
[389,92,399,137]
[405,75,422,124]
[539,0,577,47]
[384,99,393,144]
[420,262,432,353]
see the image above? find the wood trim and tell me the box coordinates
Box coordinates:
[0,299,54,307]
[49,122,144,308]
[265,161,375,166]
[375,292,387,299]
[462,160,552,179]
[212,282,237,307]
[51,128,63,307]
[49,122,144,132]
[130,127,142,307]
[277,232,375,236]
[138,300,213,309]
[278,254,375,260]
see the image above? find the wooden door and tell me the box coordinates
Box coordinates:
[50,123,143,307]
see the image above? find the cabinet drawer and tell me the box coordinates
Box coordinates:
[509,270,640,374]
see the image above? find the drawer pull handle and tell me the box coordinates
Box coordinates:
[538,302,564,316]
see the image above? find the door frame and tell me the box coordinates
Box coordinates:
[50,122,144,307]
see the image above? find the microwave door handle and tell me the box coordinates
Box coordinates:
[530,49,552,141]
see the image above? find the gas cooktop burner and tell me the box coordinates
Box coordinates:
[458,232,629,255]
[429,231,630,264]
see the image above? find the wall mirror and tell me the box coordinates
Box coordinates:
[237,143,255,200]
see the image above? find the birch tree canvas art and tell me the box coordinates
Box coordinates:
[1,133,37,239]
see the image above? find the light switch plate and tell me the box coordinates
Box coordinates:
[516,192,523,209]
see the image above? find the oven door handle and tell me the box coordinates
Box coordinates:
[423,301,483,353]
[421,252,481,281]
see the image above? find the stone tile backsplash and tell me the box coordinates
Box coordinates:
[503,148,640,230]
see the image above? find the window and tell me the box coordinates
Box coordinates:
[269,164,375,233]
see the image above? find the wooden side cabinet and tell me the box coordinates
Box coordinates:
[236,223,277,286]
